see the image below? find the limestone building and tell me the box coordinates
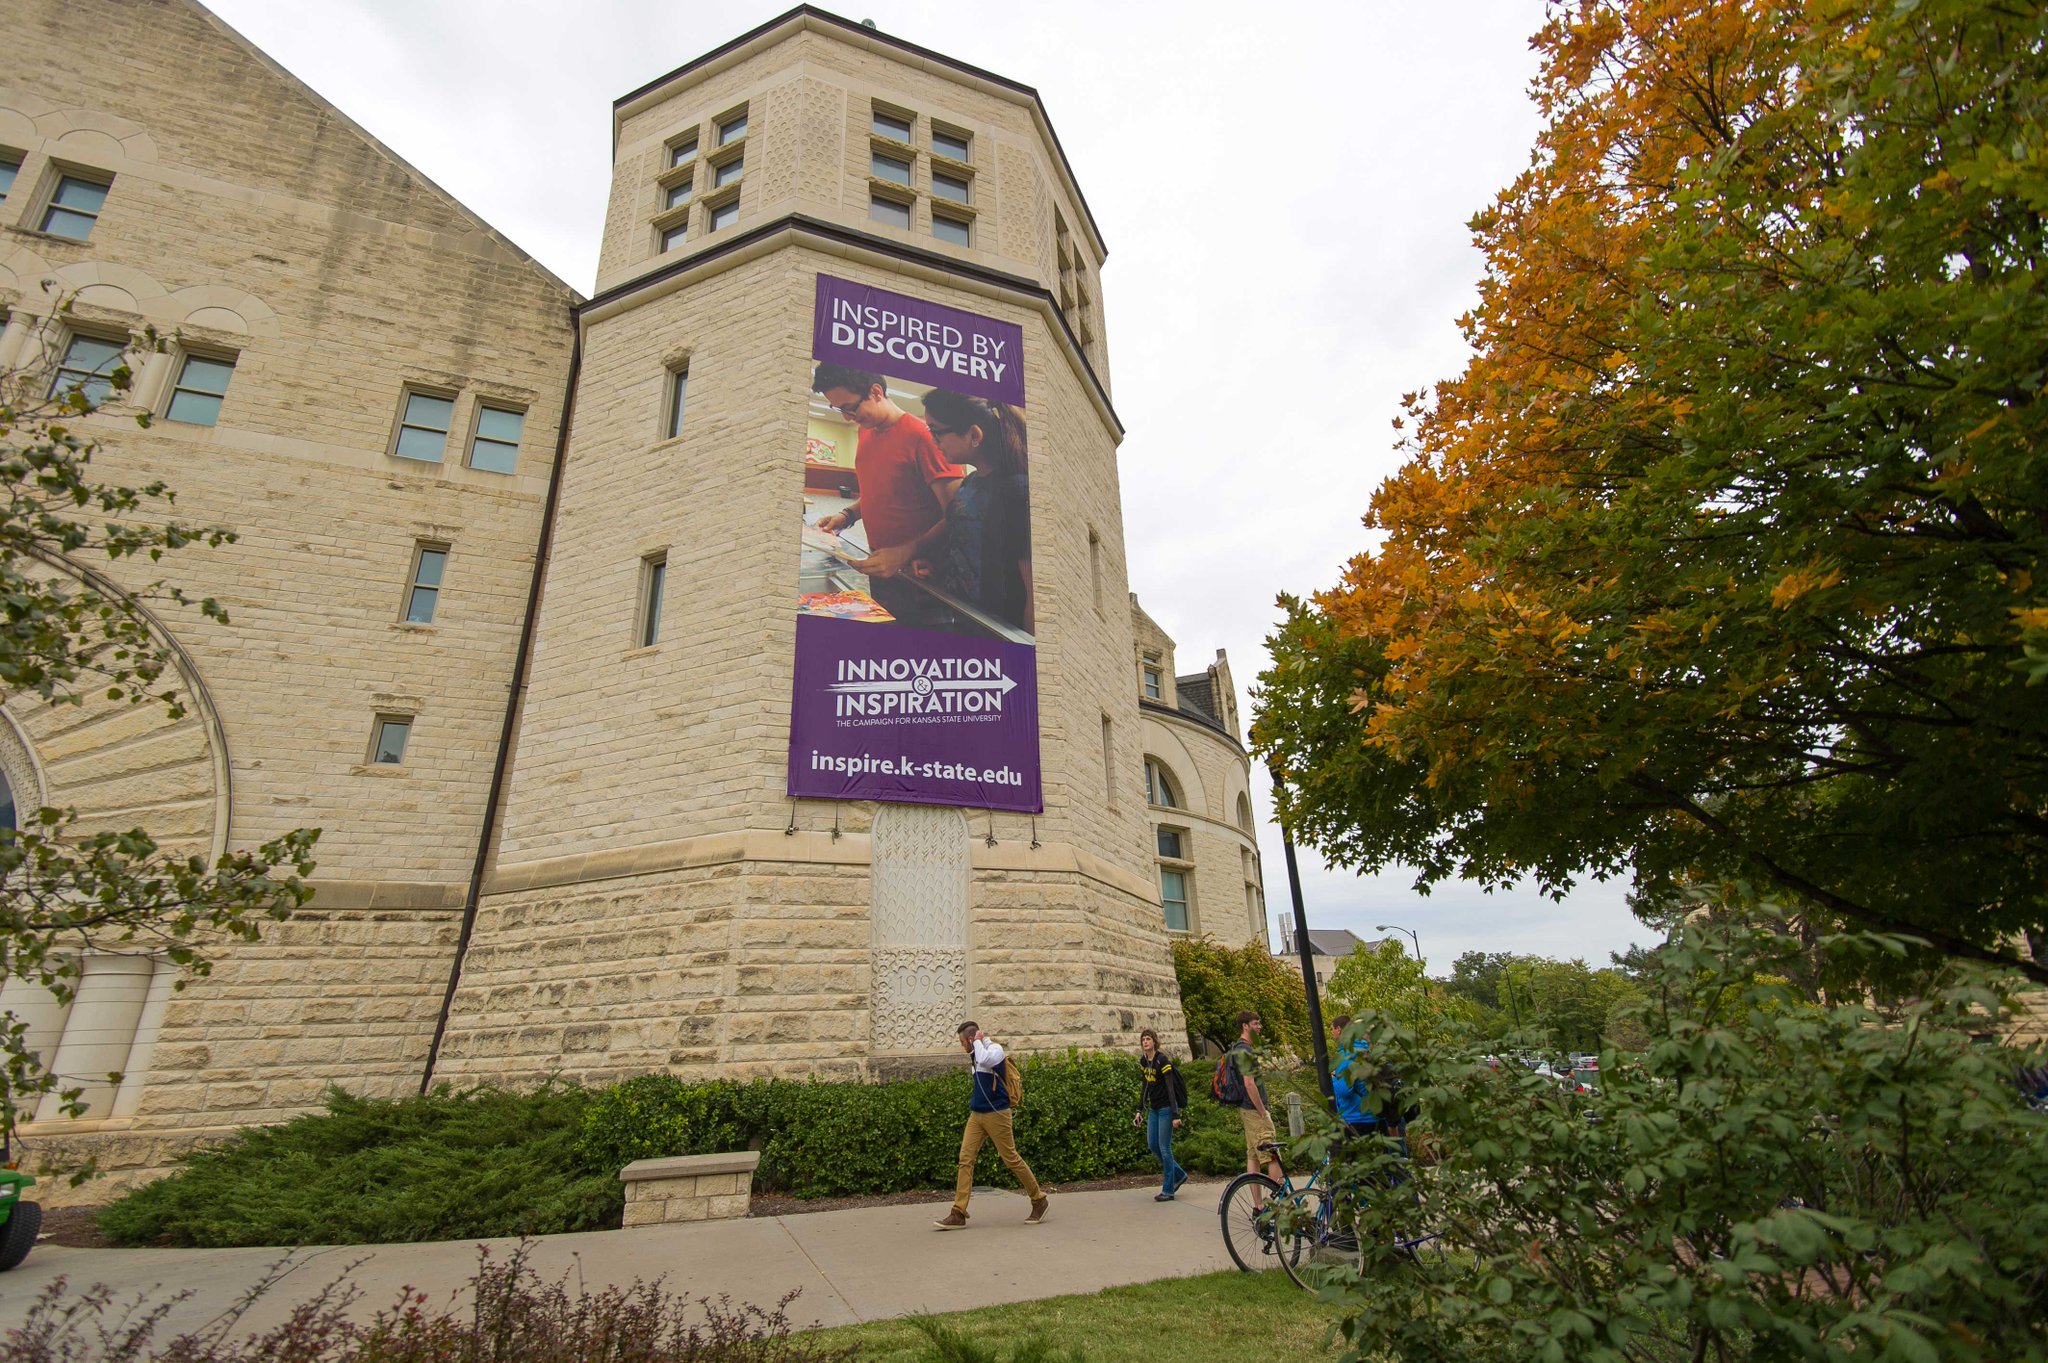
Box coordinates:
[0,2,1258,1198]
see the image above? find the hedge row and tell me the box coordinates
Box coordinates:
[100,1053,1265,1247]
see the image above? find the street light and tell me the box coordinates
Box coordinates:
[1375,923,1424,970]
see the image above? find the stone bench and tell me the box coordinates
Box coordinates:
[619,1151,760,1227]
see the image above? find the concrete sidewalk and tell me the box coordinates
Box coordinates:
[0,1181,1236,1339]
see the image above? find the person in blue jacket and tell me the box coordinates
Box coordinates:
[1330,1014,1377,1137]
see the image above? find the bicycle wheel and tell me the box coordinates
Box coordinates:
[1274,1186,1338,1291]
[1218,1172,1283,1273]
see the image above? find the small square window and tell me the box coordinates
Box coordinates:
[713,154,743,188]
[871,151,912,186]
[661,222,688,252]
[394,390,454,462]
[669,136,698,168]
[872,109,912,141]
[665,180,693,211]
[50,333,125,407]
[932,171,971,205]
[404,544,448,623]
[932,128,971,162]
[638,553,667,648]
[165,353,235,426]
[1142,666,1162,700]
[1160,869,1189,932]
[708,199,738,233]
[932,214,970,247]
[665,366,688,439]
[869,194,911,231]
[468,404,523,474]
[41,174,110,241]
[370,716,412,765]
[0,154,19,204]
[717,111,747,145]
[1156,827,1185,860]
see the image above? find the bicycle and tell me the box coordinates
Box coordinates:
[1218,1134,1441,1290]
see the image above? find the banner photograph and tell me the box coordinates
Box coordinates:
[789,274,1041,811]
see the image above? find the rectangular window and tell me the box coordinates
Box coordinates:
[50,333,125,406]
[712,154,743,188]
[708,199,738,233]
[932,128,970,162]
[932,214,970,247]
[717,111,747,145]
[1156,827,1184,860]
[468,404,523,474]
[665,366,688,439]
[0,154,19,203]
[661,221,688,252]
[1160,869,1189,932]
[638,553,667,647]
[393,391,454,462]
[164,353,235,426]
[41,174,110,241]
[665,181,693,211]
[370,716,411,765]
[669,136,698,168]
[871,150,912,186]
[869,194,911,230]
[871,109,912,141]
[1142,666,1162,700]
[932,171,971,204]
[404,545,448,623]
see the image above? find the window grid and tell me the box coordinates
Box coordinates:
[1160,869,1190,933]
[712,153,743,189]
[50,334,125,407]
[661,221,688,252]
[869,193,911,230]
[871,150,912,186]
[708,198,738,233]
[638,554,667,648]
[370,716,412,765]
[871,109,912,141]
[932,213,970,247]
[665,366,689,439]
[669,136,698,169]
[165,353,235,426]
[404,545,448,624]
[468,404,523,474]
[932,171,971,205]
[932,128,971,162]
[665,180,693,211]
[393,391,454,462]
[1142,666,1162,701]
[41,174,110,241]
[717,111,747,145]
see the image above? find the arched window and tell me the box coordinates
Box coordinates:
[1143,757,1181,808]
[1236,792,1253,832]
[0,767,13,831]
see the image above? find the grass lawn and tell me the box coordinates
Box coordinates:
[807,1269,1343,1362]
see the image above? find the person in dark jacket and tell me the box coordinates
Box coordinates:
[1133,1028,1190,1200]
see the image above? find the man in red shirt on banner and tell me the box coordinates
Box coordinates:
[812,363,963,625]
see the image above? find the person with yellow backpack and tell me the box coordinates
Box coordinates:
[935,1020,1048,1230]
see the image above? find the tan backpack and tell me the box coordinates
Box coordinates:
[1002,1056,1024,1109]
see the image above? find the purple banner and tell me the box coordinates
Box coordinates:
[788,616,1041,811]
[812,275,1025,406]
[792,273,1040,811]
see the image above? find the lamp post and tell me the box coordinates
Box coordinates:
[1374,923,1424,971]
[1269,765,1333,1102]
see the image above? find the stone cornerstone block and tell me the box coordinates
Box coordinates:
[619,1151,762,1226]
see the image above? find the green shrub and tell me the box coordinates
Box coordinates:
[98,1082,618,1248]
[1323,915,2048,1363]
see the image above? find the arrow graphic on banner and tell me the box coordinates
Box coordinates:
[827,674,1018,696]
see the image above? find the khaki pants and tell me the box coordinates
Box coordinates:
[953,1109,1042,1213]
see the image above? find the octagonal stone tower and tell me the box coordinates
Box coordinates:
[429,8,1185,1082]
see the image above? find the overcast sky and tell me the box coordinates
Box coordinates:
[202,0,1653,975]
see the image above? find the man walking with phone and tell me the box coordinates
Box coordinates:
[935,1021,1049,1230]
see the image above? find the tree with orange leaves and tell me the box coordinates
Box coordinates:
[1255,0,2048,983]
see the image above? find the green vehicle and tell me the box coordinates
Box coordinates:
[0,1133,40,1271]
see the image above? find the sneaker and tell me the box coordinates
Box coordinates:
[1171,1169,1190,1195]
[1154,1192,1175,1202]
[1026,1195,1050,1224]
[933,1209,969,1230]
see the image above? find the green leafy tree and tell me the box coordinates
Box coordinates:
[1,305,316,1159]
[1326,939,1486,1036]
[1169,935,1310,1053]
[1322,913,2048,1363]
[1253,0,2048,983]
